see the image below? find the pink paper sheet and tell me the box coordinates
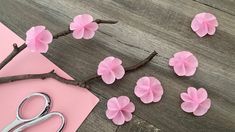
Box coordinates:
[0,22,99,131]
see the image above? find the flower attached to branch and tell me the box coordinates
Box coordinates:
[25,26,53,53]
[106,96,135,125]
[180,87,211,116]
[169,51,198,76]
[97,56,125,84]
[70,14,99,39]
[134,76,164,104]
[191,12,218,37]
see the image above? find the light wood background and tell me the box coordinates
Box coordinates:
[0,0,234,131]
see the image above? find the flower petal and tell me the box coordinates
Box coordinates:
[107,97,120,110]
[85,22,98,31]
[169,58,175,66]
[191,19,200,31]
[187,87,197,100]
[72,28,84,39]
[197,88,208,103]
[112,58,122,66]
[73,14,93,26]
[208,19,218,27]
[174,51,192,59]
[140,91,154,104]
[149,77,161,86]
[26,26,45,40]
[134,85,149,97]
[39,30,53,44]
[83,29,95,39]
[112,111,125,125]
[106,109,119,119]
[181,102,198,113]
[122,111,133,122]
[174,63,186,76]
[117,96,130,108]
[184,55,198,76]
[81,14,94,24]
[97,63,109,75]
[195,24,208,37]
[152,84,163,101]
[153,95,162,102]
[185,55,198,68]
[112,65,125,79]
[208,24,216,35]
[101,71,116,84]
[204,13,216,21]
[122,102,135,113]
[70,22,80,30]
[184,66,197,76]
[193,99,211,116]
[26,41,37,52]
[36,43,49,53]
[180,93,192,102]
[136,77,150,87]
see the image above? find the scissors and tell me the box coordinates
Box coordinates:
[2,92,65,132]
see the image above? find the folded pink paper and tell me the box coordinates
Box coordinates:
[0,22,99,131]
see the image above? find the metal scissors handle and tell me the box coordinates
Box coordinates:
[2,93,65,132]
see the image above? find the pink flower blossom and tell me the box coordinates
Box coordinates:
[97,56,125,84]
[191,12,218,37]
[169,51,198,76]
[181,87,211,116]
[70,14,98,39]
[106,96,135,125]
[25,26,53,53]
[134,77,163,104]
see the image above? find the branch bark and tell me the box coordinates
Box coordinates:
[0,51,157,87]
[0,19,118,70]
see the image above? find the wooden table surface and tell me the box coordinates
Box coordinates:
[0,0,234,131]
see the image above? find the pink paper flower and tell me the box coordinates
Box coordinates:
[97,56,125,84]
[106,96,135,125]
[181,87,211,116]
[70,14,98,39]
[134,77,163,104]
[169,51,198,76]
[191,12,218,37]
[25,26,53,53]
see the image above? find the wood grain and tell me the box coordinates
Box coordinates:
[0,0,234,131]
[194,0,235,16]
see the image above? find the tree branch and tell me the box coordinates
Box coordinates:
[0,51,157,87]
[0,19,118,70]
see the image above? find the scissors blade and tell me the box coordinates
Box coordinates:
[13,112,65,132]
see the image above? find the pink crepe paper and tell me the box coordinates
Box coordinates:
[169,51,198,76]
[134,76,163,104]
[180,87,211,116]
[97,56,125,84]
[191,12,218,37]
[70,14,98,39]
[106,96,135,125]
[25,26,53,53]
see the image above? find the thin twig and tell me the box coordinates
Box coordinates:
[79,51,158,85]
[0,19,118,70]
[0,51,157,87]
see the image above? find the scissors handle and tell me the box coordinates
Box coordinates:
[16,92,51,121]
[2,119,23,132]
[14,112,65,132]
[2,92,51,132]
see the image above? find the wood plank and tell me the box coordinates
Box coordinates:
[194,0,235,16]
[0,0,234,131]
[116,115,160,132]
